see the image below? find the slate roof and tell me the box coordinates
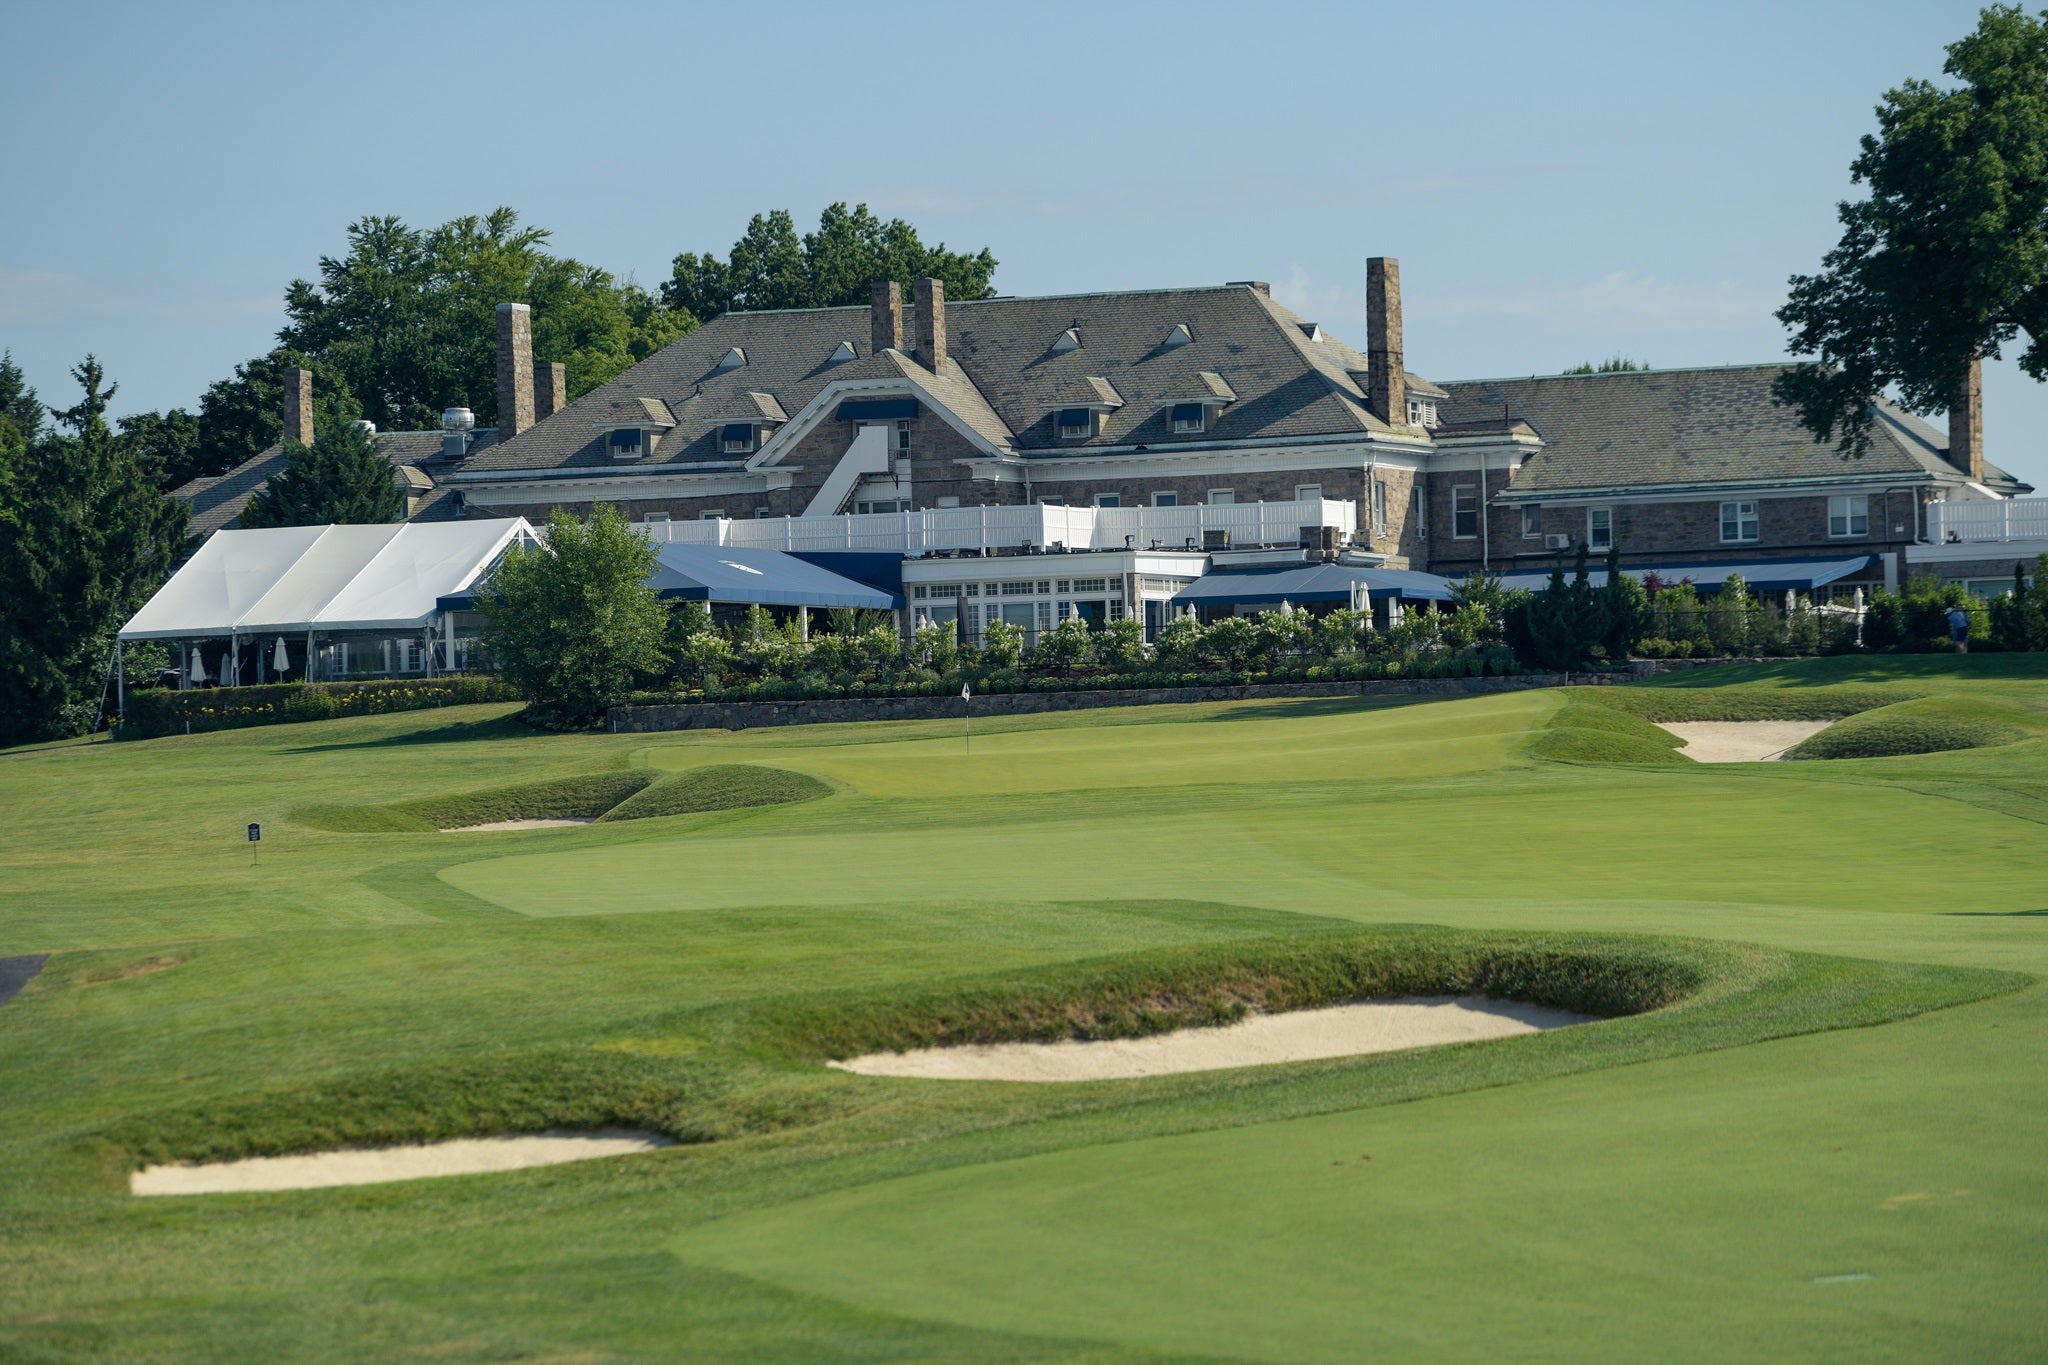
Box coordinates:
[1437,365,2031,498]
[173,428,499,537]
[461,284,1422,477]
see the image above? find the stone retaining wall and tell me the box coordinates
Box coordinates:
[607,666,1665,733]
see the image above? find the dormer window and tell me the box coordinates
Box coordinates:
[608,428,646,460]
[1406,398,1440,428]
[827,340,858,366]
[1051,328,1081,354]
[1057,408,1095,441]
[1161,323,1193,349]
[714,347,746,373]
[720,423,757,455]
[1170,403,1206,435]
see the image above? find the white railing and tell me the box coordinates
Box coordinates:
[642,499,1356,555]
[1928,497,2048,544]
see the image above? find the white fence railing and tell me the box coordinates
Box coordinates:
[641,499,1356,555]
[1929,497,2048,544]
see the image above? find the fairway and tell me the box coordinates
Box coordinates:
[2,658,2046,1361]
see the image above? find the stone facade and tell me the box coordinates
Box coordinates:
[496,303,534,438]
[533,362,567,421]
[283,368,313,447]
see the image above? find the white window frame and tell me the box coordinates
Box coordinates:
[1720,500,1759,544]
[1370,480,1388,533]
[1151,491,1178,507]
[1093,493,1122,508]
[1057,410,1094,441]
[1521,505,1542,539]
[1586,506,1613,552]
[936,495,960,508]
[720,428,756,455]
[1171,409,1206,435]
[1828,494,1869,538]
[1294,483,1322,502]
[895,419,912,455]
[1207,488,1236,506]
[1451,485,1479,539]
[1414,486,1427,540]
[699,509,727,521]
[641,512,670,524]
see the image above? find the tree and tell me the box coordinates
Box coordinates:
[1597,546,1652,660]
[1988,554,2048,650]
[239,419,403,528]
[477,504,666,727]
[1562,356,1649,374]
[662,202,999,320]
[117,408,201,490]
[1776,6,2048,454]
[0,357,188,745]
[190,350,363,482]
[0,350,43,455]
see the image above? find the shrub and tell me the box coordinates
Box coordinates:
[118,675,517,739]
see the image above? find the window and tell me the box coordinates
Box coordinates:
[1586,507,1612,552]
[720,423,755,454]
[607,428,644,460]
[1152,491,1178,507]
[1451,485,1479,539]
[1414,487,1427,540]
[936,496,960,508]
[1521,505,1542,539]
[1828,494,1869,538]
[699,509,727,521]
[1093,492,1121,508]
[1000,580,1036,596]
[1406,399,1439,428]
[1170,403,1205,434]
[1037,495,1066,507]
[895,419,912,455]
[641,512,669,524]
[1371,480,1388,533]
[1057,408,1094,440]
[754,507,772,518]
[1207,488,1236,505]
[1071,577,1108,592]
[1720,500,1759,543]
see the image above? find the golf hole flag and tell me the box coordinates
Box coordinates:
[962,684,971,701]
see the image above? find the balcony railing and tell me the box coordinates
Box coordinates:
[641,499,1356,555]
[1928,497,2048,544]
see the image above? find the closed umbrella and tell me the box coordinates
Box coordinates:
[188,647,209,685]
[273,637,290,675]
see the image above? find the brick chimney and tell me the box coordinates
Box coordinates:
[871,280,903,354]
[1366,258,1406,427]
[496,302,535,437]
[914,277,947,371]
[533,361,567,421]
[282,367,314,446]
[1951,351,1985,483]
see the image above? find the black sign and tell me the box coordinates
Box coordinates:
[247,823,261,843]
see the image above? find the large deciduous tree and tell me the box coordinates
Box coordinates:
[477,504,666,728]
[239,419,404,528]
[1776,5,2048,454]
[663,203,998,320]
[0,357,188,746]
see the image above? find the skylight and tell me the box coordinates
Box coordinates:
[1162,323,1193,349]
[1051,328,1081,354]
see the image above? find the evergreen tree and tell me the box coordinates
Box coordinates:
[0,357,188,745]
[239,419,404,528]
[1597,545,1651,660]
[0,350,43,456]
[191,350,363,482]
[117,407,202,490]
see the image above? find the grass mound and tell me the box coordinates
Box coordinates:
[296,771,652,832]
[599,765,830,822]
[1580,684,1910,723]
[1786,699,2030,760]
[1531,699,1690,765]
[755,929,1713,1061]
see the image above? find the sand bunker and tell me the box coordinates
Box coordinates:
[441,818,595,832]
[1655,721,1832,762]
[830,995,1592,1083]
[131,1129,671,1196]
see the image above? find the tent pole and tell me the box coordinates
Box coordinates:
[443,612,456,674]
[115,641,124,721]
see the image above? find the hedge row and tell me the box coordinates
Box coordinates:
[117,676,519,739]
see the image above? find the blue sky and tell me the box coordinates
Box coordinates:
[3,0,2037,487]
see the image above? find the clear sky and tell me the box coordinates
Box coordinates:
[3,0,2037,488]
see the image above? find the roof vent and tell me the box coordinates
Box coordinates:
[442,407,475,431]
[715,347,747,372]
[1051,327,1081,354]
[353,419,377,435]
[827,340,858,365]
[1162,323,1193,349]
[440,407,474,460]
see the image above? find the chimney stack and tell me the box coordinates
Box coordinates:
[533,361,567,421]
[1951,351,1985,483]
[282,367,314,446]
[496,302,535,437]
[914,277,947,371]
[871,280,903,354]
[1366,257,1406,427]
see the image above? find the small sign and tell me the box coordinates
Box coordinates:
[247,823,261,843]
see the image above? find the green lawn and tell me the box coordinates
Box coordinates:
[1,657,2045,1361]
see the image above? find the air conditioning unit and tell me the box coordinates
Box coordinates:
[1202,528,1231,550]
[1544,534,1573,550]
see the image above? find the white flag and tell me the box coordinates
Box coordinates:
[961,683,971,700]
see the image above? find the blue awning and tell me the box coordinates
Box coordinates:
[720,423,755,444]
[1172,563,1456,608]
[835,398,919,421]
[606,428,642,448]
[1170,403,1204,423]
[645,544,901,609]
[1495,555,1877,595]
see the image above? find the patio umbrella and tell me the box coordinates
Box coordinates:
[273,637,290,674]
[188,647,209,685]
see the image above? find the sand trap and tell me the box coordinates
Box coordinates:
[1655,721,1832,762]
[830,995,1593,1083]
[131,1129,671,1196]
[441,818,595,832]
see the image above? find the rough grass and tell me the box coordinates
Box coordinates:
[1531,698,1690,765]
[1579,684,1910,722]
[1787,698,2032,760]
[599,764,830,822]
[297,771,652,832]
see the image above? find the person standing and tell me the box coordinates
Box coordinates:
[1947,604,1971,654]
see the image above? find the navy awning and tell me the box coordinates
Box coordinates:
[835,398,919,421]
[1495,555,1877,595]
[720,423,755,444]
[1057,408,1092,428]
[645,544,901,609]
[1171,563,1455,608]
[606,428,642,448]
[1170,403,1203,423]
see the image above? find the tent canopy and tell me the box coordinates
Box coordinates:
[644,544,901,609]
[1172,563,1455,608]
[119,519,535,640]
[1495,555,1877,595]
